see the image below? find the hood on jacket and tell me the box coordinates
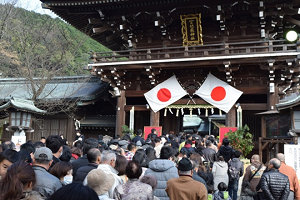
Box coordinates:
[216,161,228,168]
[219,145,233,155]
[148,159,176,172]
[231,158,240,162]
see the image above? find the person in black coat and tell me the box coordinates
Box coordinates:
[217,138,235,163]
[71,138,98,175]
[73,148,101,184]
[260,158,290,200]
[131,129,145,145]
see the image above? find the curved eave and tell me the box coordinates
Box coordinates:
[276,95,300,110]
[0,98,47,114]
[0,104,47,114]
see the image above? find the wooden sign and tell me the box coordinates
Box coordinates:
[144,126,162,139]
[180,13,203,46]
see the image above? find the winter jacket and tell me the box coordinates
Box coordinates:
[212,161,229,191]
[20,191,45,200]
[180,143,195,157]
[142,144,154,150]
[279,162,300,199]
[260,168,290,200]
[217,145,235,162]
[228,158,244,181]
[242,161,266,192]
[144,159,179,200]
[97,164,124,199]
[213,191,232,200]
[240,186,257,200]
[32,166,62,199]
[73,163,98,184]
[49,156,61,170]
[202,147,217,167]
[131,135,145,145]
[166,175,207,200]
[198,171,214,192]
[170,139,179,148]
[72,154,89,175]
[192,170,208,190]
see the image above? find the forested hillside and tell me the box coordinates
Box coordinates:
[0,3,110,77]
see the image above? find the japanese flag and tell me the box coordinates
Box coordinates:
[194,74,243,113]
[144,75,187,113]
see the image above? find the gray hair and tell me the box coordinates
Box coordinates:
[276,153,285,162]
[178,170,192,175]
[101,150,116,163]
[270,158,281,169]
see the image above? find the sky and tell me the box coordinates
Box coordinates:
[15,0,58,18]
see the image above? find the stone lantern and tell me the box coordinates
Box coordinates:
[0,97,46,136]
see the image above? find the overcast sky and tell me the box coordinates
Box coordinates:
[16,0,58,18]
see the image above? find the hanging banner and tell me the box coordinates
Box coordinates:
[180,13,203,46]
[144,126,162,139]
[219,127,237,144]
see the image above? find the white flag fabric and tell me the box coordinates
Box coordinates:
[144,75,187,113]
[194,74,243,113]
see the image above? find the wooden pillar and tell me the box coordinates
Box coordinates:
[267,86,279,111]
[226,106,236,127]
[150,110,160,126]
[259,137,262,162]
[115,90,126,137]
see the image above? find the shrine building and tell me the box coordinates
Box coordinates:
[39,0,300,155]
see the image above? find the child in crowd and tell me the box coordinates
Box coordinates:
[214,182,232,200]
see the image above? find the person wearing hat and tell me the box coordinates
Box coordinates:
[142,138,154,150]
[87,169,115,200]
[166,157,207,200]
[32,147,62,199]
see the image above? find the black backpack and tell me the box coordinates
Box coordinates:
[228,164,240,180]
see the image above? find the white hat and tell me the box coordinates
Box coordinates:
[87,169,115,195]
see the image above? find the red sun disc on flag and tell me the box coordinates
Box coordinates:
[157,88,171,102]
[211,86,226,101]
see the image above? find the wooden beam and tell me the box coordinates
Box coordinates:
[124,105,148,111]
[93,25,111,33]
[240,103,267,110]
[88,18,103,25]
[125,87,267,97]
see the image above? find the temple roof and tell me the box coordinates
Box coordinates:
[0,97,47,114]
[39,0,300,98]
[0,76,109,105]
[40,0,300,50]
[276,93,300,110]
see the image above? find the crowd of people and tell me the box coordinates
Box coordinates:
[0,128,298,200]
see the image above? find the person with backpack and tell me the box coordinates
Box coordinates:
[228,151,244,200]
